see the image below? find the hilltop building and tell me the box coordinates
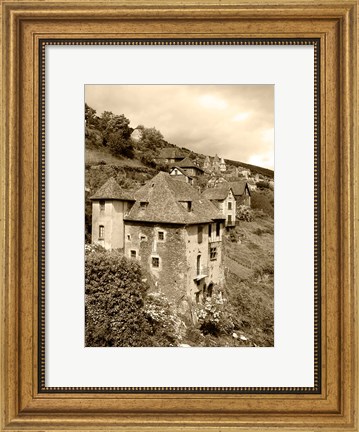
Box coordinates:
[169,166,194,185]
[91,173,226,306]
[220,157,227,172]
[157,147,185,165]
[203,155,211,171]
[202,186,236,227]
[175,156,205,178]
[203,154,227,174]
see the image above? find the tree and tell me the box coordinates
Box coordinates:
[108,133,135,158]
[85,103,99,129]
[85,250,153,347]
[85,249,181,347]
[138,126,164,151]
[100,111,133,145]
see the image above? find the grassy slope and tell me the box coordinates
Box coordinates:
[86,148,145,168]
[223,215,274,347]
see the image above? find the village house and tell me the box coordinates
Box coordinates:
[169,166,194,185]
[203,155,211,172]
[156,147,185,165]
[175,156,205,177]
[227,181,251,207]
[91,173,226,307]
[235,166,251,179]
[202,186,236,227]
[219,157,227,172]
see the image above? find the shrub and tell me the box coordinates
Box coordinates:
[196,293,234,336]
[144,292,183,346]
[257,180,270,189]
[237,205,253,222]
[85,249,153,347]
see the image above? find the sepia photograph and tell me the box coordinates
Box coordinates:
[84,85,274,348]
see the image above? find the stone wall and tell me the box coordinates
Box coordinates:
[124,222,188,305]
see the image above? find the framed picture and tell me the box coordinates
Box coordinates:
[1,1,357,430]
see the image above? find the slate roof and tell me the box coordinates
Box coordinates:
[90,177,135,201]
[202,186,232,201]
[169,166,194,179]
[176,157,204,172]
[158,147,185,160]
[203,180,250,200]
[124,172,224,224]
[227,181,250,196]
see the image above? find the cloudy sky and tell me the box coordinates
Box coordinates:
[85,85,274,169]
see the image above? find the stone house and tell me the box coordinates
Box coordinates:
[157,147,185,164]
[169,166,194,185]
[219,157,227,172]
[91,173,226,307]
[227,181,252,207]
[202,186,236,227]
[175,156,205,177]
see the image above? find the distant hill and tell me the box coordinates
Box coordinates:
[224,159,274,179]
[85,105,274,179]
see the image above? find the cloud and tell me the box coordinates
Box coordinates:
[85,85,274,169]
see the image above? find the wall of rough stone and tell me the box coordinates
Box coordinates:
[124,222,188,306]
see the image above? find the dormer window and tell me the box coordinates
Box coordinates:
[179,201,192,212]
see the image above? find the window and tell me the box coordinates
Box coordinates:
[140,201,148,210]
[99,225,104,240]
[228,201,232,210]
[158,231,164,241]
[228,215,232,224]
[127,234,131,241]
[216,222,221,237]
[140,234,147,241]
[99,200,105,211]
[130,250,136,259]
[208,223,212,238]
[198,226,203,243]
[179,201,192,211]
[210,247,217,260]
[196,255,201,276]
[152,257,160,268]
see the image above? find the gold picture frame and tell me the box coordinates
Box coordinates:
[1,1,357,430]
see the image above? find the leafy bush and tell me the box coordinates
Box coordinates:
[144,292,182,346]
[256,180,270,189]
[85,249,153,347]
[237,205,253,222]
[196,293,234,336]
[85,249,183,347]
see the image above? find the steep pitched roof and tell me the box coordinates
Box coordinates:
[125,172,224,224]
[158,147,184,160]
[202,185,232,201]
[203,180,250,199]
[176,157,204,172]
[227,180,250,196]
[169,166,193,179]
[90,177,135,201]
